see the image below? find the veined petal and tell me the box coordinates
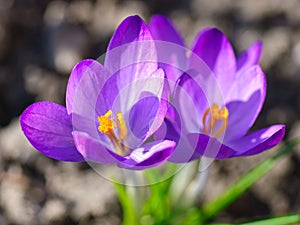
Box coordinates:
[69,60,115,141]
[118,140,176,170]
[20,102,84,162]
[105,15,158,79]
[229,125,285,157]
[237,41,262,73]
[67,59,92,115]
[67,59,112,115]
[190,28,236,93]
[225,65,266,140]
[72,131,121,163]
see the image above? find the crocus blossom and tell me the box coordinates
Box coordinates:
[20,15,176,170]
[149,15,285,162]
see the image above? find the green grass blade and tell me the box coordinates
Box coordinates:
[240,213,300,225]
[207,213,300,225]
[202,140,299,221]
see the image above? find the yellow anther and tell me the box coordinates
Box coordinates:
[98,110,114,134]
[97,110,128,156]
[116,112,127,140]
[202,103,229,138]
[211,103,228,120]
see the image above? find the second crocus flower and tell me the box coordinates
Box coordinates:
[149,15,285,162]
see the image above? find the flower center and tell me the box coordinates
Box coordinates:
[98,110,128,155]
[202,103,229,138]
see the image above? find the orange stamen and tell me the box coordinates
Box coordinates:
[98,110,128,155]
[202,103,229,138]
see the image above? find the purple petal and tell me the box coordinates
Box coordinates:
[189,134,236,160]
[154,104,192,164]
[67,59,93,115]
[225,66,266,140]
[229,125,285,157]
[104,15,158,78]
[128,95,159,141]
[149,15,187,87]
[147,80,170,138]
[125,90,169,148]
[153,103,181,150]
[190,28,236,93]
[227,65,266,102]
[237,41,262,73]
[95,72,120,116]
[107,15,153,50]
[168,133,235,162]
[69,60,113,140]
[173,73,209,132]
[149,14,185,46]
[98,68,165,117]
[95,71,168,151]
[118,140,176,170]
[67,59,112,115]
[20,102,84,162]
[72,131,121,163]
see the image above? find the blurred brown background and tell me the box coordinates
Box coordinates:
[0,0,300,224]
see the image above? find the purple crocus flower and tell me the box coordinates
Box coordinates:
[149,15,285,162]
[20,15,176,170]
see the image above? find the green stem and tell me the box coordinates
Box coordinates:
[113,182,137,225]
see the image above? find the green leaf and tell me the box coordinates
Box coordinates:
[240,213,300,225]
[202,140,299,221]
[207,213,300,225]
